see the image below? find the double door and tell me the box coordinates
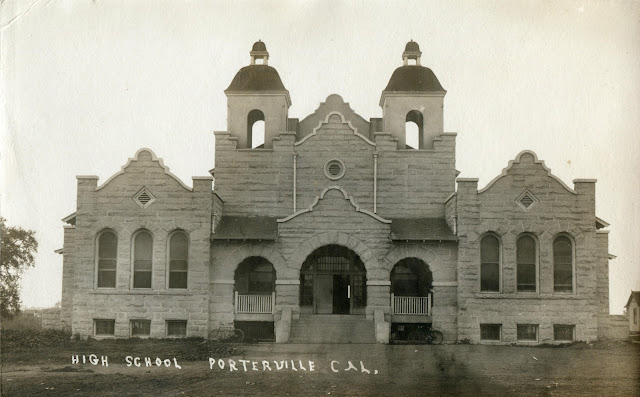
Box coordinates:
[315,274,351,314]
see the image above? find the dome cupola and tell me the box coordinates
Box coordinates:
[379,41,446,150]
[224,41,291,149]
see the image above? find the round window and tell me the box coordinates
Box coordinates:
[324,159,346,180]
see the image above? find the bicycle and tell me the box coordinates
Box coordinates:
[209,327,244,343]
[407,326,443,345]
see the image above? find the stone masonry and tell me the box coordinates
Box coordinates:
[58,40,617,344]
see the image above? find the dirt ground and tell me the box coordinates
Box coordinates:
[2,340,639,396]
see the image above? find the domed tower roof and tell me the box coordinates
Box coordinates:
[381,40,445,94]
[404,40,420,53]
[225,66,288,92]
[251,40,267,52]
[225,41,290,103]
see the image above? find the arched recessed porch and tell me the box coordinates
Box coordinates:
[390,258,433,317]
[299,245,367,315]
[234,256,276,314]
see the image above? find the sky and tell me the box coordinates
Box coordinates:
[1,0,639,314]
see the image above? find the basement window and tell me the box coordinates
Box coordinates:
[553,324,575,342]
[131,319,151,337]
[480,324,501,341]
[167,320,187,337]
[517,324,538,342]
[94,319,115,336]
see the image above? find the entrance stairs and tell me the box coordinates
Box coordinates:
[289,315,376,344]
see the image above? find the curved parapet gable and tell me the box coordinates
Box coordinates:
[295,110,376,148]
[95,148,192,192]
[295,94,376,147]
[478,150,577,195]
[277,186,391,224]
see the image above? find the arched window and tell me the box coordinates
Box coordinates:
[133,231,153,289]
[516,235,537,292]
[169,231,188,289]
[553,235,574,292]
[405,110,424,149]
[247,109,265,149]
[480,234,500,292]
[97,231,117,288]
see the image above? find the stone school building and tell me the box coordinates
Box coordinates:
[58,41,617,344]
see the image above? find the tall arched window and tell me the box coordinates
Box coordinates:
[480,234,500,292]
[133,231,153,288]
[97,231,117,288]
[516,235,537,292]
[169,231,188,289]
[247,109,265,149]
[405,110,424,149]
[553,235,574,292]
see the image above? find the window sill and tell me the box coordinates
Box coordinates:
[90,290,195,296]
[473,293,584,300]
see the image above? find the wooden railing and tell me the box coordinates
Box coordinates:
[235,292,275,314]
[391,293,431,316]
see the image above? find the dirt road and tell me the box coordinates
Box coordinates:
[2,341,638,396]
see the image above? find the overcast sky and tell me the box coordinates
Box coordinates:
[1,0,639,313]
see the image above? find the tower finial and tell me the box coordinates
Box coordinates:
[250,40,269,65]
[402,40,422,66]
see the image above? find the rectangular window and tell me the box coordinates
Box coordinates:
[480,324,501,341]
[480,263,500,292]
[634,308,637,325]
[98,259,117,288]
[517,236,537,292]
[169,232,188,289]
[131,319,151,337]
[169,260,188,289]
[480,235,500,292]
[517,324,538,341]
[133,231,153,288]
[553,325,575,341]
[97,231,117,288]
[553,236,574,292]
[94,319,115,336]
[167,320,187,337]
[517,264,536,292]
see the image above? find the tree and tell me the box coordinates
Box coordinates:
[1,217,38,319]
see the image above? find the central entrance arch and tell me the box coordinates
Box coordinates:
[299,245,367,315]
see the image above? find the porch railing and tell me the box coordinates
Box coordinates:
[391,293,431,316]
[234,292,275,314]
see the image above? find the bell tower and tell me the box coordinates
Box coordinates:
[380,41,446,149]
[224,41,291,149]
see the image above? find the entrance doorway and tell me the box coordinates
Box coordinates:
[300,245,367,315]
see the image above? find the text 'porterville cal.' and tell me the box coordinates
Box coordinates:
[71,355,379,374]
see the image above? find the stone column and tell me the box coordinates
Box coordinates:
[274,279,300,343]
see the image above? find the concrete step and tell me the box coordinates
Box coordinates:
[289,315,376,344]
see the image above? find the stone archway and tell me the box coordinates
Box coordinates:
[299,244,367,315]
[289,232,379,278]
[219,243,287,281]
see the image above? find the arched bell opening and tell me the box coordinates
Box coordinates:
[247,109,265,149]
[405,110,424,150]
